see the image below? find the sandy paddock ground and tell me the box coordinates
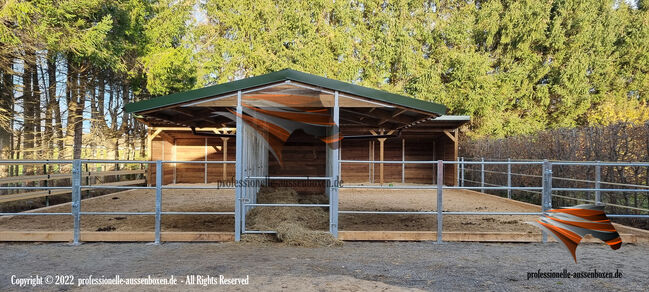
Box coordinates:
[2,242,649,291]
[0,185,549,234]
[2,185,647,237]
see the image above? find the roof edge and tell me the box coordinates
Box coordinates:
[125,69,448,115]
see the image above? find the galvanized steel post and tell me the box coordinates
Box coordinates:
[595,162,601,205]
[330,91,340,237]
[460,157,464,187]
[480,157,485,193]
[234,90,243,241]
[437,160,443,243]
[72,159,81,245]
[541,160,552,243]
[507,158,512,199]
[456,157,460,186]
[154,160,162,244]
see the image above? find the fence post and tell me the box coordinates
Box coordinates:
[460,157,464,187]
[437,160,443,244]
[234,90,243,241]
[154,160,162,244]
[43,164,49,207]
[480,157,485,193]
[85,163,90,198]
[507,158,512,199]
[456,157,460,186]
[71,159,81,245]
[595,162,601,205]
[541,160,552,243]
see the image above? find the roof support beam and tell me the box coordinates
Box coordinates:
[443,130,457,143]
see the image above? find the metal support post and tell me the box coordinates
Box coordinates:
[72,159,81,245]
[460,157,464,187]
[541,160,552,243]
[154,160,162,244]
[85,163,90,198]
[507,158,512,199]
[436,160,444,243]
[456,157,460,186]
[480,157,485,193]
[401,138,405,184]
[595,162,601,205]
[234,90,243,241]
[330,91,340,237]
[43,164,49,207]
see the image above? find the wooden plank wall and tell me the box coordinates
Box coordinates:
[149,134,236,185]
[404,136,436,184]
[206,138,236,183]
[372,138,402,183]
[268,130,326,194]
[148,130,458,187]
[174,138,205,183]
[149,136,174,185]
[435,135,457,185]
[338,135,456,185]
[340,139,370,183]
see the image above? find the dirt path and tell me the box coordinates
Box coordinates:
[0,241,647,291]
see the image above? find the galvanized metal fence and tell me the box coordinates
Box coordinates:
[0,159,236,245]
[1,159,648,244]
[338,159,649,243]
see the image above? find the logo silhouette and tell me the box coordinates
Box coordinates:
[530,204,621,262]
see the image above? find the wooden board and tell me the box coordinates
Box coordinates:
[0,230,639,243]
[338,231,639,243]
[0,231,234,242]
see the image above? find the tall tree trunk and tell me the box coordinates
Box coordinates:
[64,56,77,160]
[0,67,10,158]
[1,64,14,174]
[44,53,56,160]
[23,52,35,168]
[32,63,41,163]
[72,63,86,160]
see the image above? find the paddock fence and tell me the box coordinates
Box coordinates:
[0,159,647,244]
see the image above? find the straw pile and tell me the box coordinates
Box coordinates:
[244,187,342,247]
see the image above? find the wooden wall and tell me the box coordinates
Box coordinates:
[268,130,326,194]
[149,136,174,185]
[339,135,457,185]
[149,134,235,185]
[148,129,458,187]
[404,136,436,184]
[435,134,458,186]
[340,139,370,183]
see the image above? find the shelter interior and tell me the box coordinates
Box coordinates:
[139,80,469,188]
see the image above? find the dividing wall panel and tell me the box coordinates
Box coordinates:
[404,136,436,184]
[340,139,370,183]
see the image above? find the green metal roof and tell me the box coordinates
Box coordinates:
[124,69,447,115]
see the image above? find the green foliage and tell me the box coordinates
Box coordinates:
[192,0,649,138]
[144,47,196,95]
[4,0,649,138]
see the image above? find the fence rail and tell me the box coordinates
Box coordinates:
[0,158,647,244]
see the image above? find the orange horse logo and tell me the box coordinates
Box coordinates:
[531,204,621,262]
[224,94,340,165]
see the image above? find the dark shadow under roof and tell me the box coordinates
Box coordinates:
[124,69,448,115]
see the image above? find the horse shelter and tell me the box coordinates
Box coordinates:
[128,69,468,241]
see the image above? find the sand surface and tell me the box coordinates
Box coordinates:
[0,186,542,233]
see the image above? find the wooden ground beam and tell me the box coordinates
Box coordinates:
[0,230,642,243]
[337,231,640,243]
[0,231,234,242]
